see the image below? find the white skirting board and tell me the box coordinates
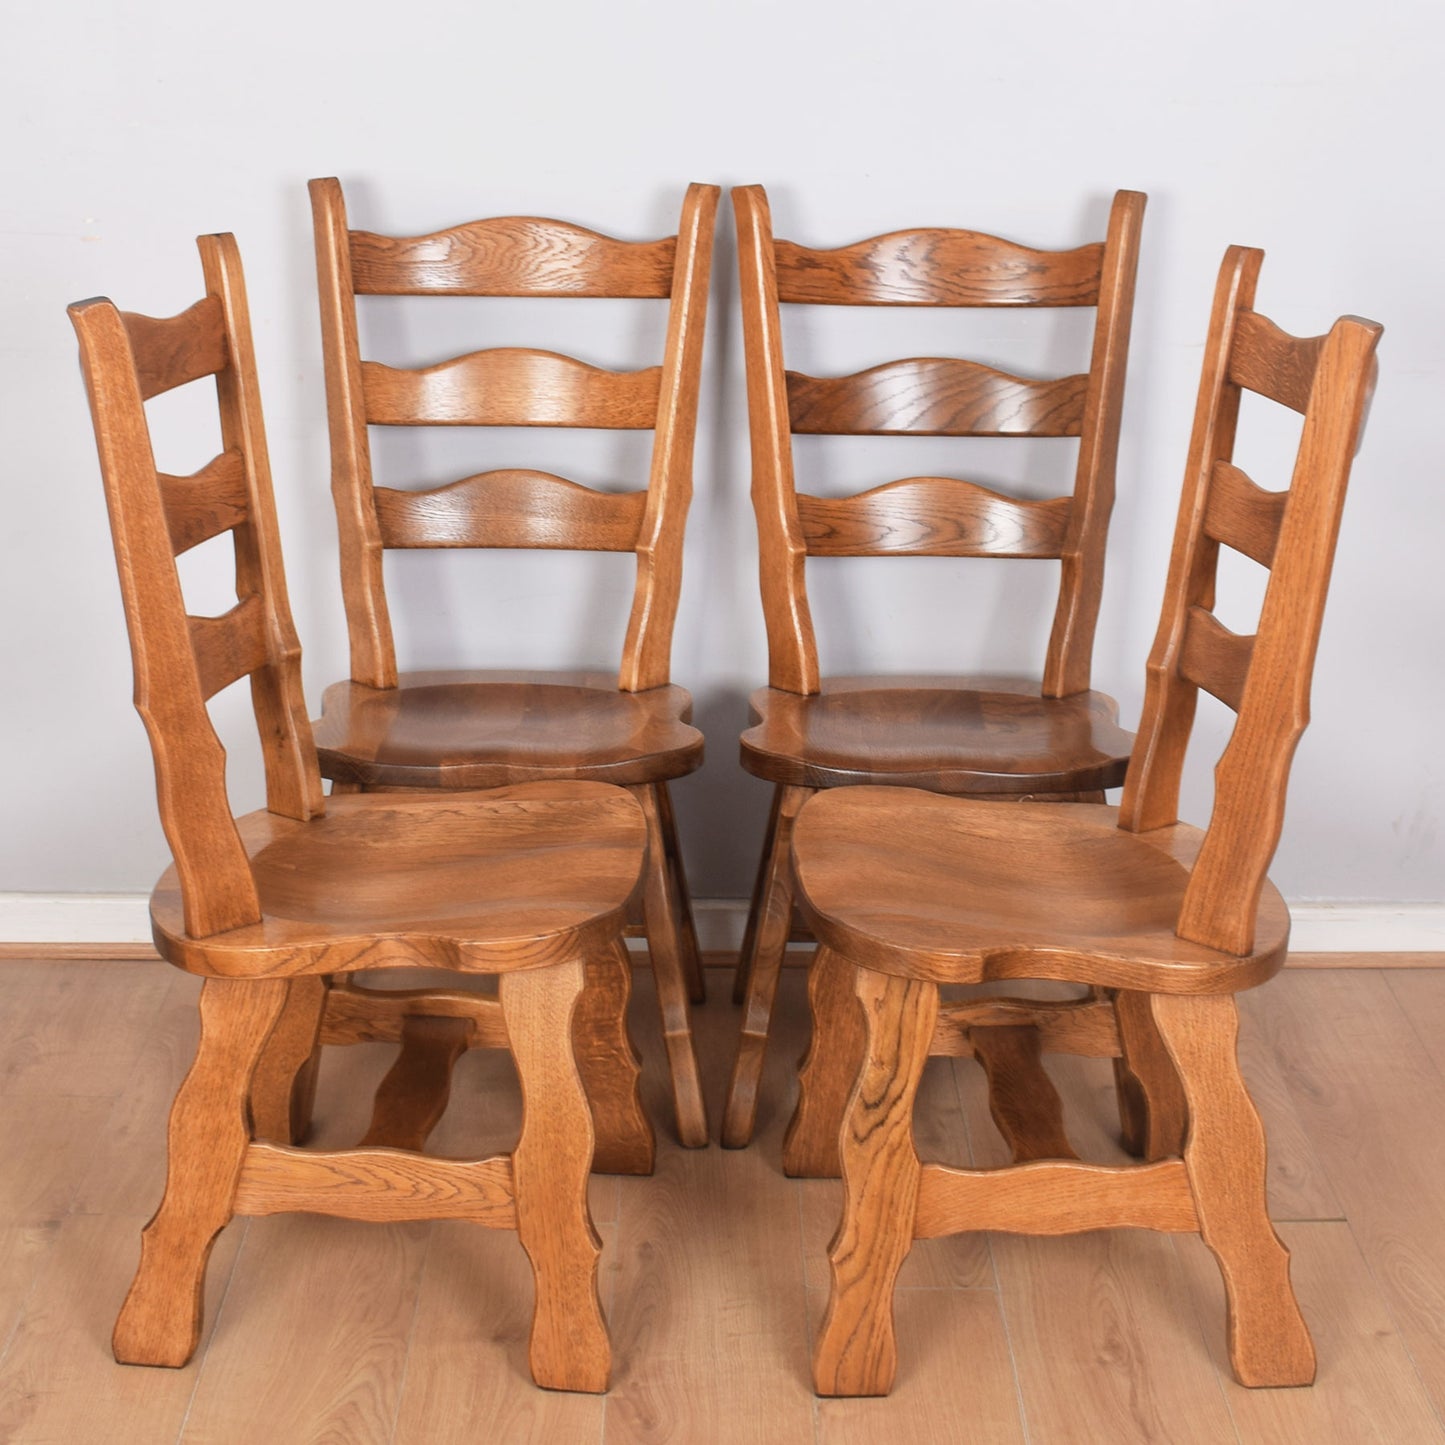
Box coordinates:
[0,893,1443,955]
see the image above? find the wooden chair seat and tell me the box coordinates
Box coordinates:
[791,788,1287,992]
[150,783,645,975]
[314,670,702,789]
[740,676,1131,794]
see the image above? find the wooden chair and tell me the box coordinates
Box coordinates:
[782,246,1381,1395]
[70,234,660,1393]
[724,186,1147,1147]
[309,178,719,1147]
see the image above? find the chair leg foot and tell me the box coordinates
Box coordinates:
[782,946,865,1177]
[503,958,610,1393]
[575,941,656,1175]
[1151,993,1316,1387]
[723,786,811,1149]
[632,786,708,1148]
[813,968,937,1397]
[114,978,288,1367]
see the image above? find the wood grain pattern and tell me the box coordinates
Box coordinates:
[969,1025,1079,1162]
[786,358,1088,436]
[797,478,1072,558]
[361,350,662,430]
[357,1014,472,1152]
[1113,987,1188,1160]
[1177,606,1254,712]
[1204,461,1286,568]
[234,1141,515,1225]
[348,215,677,298]
[186,596,268,701]
[319,977,508,1048]
[813,969,938,1397]
[913,1159,1196,1237]
[374,471,646,551]
[1229,310,1326,414]
[931,995,1121,1058]
[1151,993,1315,1385]
[119,296,228,400]
[158,450,249,556]
[773,229,1105,307]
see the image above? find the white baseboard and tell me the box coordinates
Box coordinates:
[0,893,1442,955]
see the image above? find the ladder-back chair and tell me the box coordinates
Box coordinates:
[309,179,719,1147]
[71,234,658,1392]
[725,186,1146,1146]
[784,246,1381,1395]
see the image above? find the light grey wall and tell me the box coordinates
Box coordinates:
[1,0,1438,902]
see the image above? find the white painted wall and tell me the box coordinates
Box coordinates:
[0,0,1438,906]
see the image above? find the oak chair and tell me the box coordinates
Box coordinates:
[70,234,660,1393]
[784,246,1381,1395]
[309,178,719,1147]
[724,186,1147,1146]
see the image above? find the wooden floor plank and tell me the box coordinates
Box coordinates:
[603,970,815,1445]
[1246,971,1445,1418]
[0,1212,243,1445]
[1384,969,1445,1081]
[1174,1222,1445,1443]
[179,1216,429,1445]
[954,1055,1241,1444]
[392,1219,608,1444]
[810,1286,1026,1444]
[0,960,171,1099]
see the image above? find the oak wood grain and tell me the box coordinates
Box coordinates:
[119,296,227,400]
[157,450,249,555]
[361,349,662,430]
[374,470,646,551]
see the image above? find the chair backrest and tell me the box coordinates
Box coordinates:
[1119,246,1382,955]
[310,179,720,693]
[70,235,325,940]
[735,184,1146,696]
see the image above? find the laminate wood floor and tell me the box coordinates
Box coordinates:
[0,957,1442,1443]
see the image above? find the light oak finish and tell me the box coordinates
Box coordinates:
[793,248,1382,1395]
[69,236,662,1392]
[310,180,719,1145]
[726,187,1146,1142]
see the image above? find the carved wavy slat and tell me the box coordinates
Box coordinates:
[349,217,676,298]
[121,297,228,400]
[797,477,1071,558]
[362,348,662,429]
[1205,461,1288,568]
[1179,606,1255,712]
[774,230,1104,307]
[1230,311,1326,414]
[234,1142,516,1226]
[159,449,249,555]
[931,997,1121,1057]
[188,595,268,700]
[375,470,647,551]
[913,1159,1198,1239]
[786,359,1087,437]
[320,981,508,1047]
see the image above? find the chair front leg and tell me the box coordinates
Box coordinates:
[114,976,289,1367]
[723,784,812,1148]
[573,939,655,1175]
[502,956,610,1394]
[656,781,706,1004]
[1150,992,1315,1387]
[814,967,938,1397]
[631,784,707,1147]
[782,945,867,1178]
